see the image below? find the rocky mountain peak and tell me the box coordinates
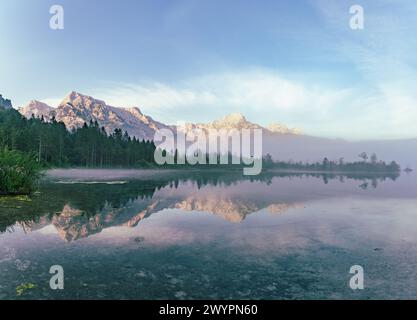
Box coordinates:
[126,106,146,120]
[0,94,13,109]
[20,91,170,141]
[222,113,246,122]
[60,91,106,109]
[18,100,55,120]
[267,123,302,135]
[205,113,262,130]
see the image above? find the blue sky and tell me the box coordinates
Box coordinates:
[1,0,417,140]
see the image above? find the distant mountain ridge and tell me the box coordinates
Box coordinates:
[178,113,301,135]
[16,91,417,167]
[19,91,302,140]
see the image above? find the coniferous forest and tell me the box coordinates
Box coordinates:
[0,105,402,195]
[0,106,402,172]
[0,107,156,168]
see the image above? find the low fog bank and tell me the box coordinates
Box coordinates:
[263,134,417,169]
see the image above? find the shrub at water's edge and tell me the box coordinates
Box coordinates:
[0,148,42,195]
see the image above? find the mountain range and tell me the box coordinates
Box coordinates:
[19,91,302,141]
[19,92,170,141]
[17,91,417,167]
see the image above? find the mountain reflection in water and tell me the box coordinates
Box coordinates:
[0,171,402,242]
[3,170,417,300]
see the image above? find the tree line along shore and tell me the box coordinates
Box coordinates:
[0,106,402,195]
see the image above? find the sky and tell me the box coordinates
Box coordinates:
[1,0,417,140]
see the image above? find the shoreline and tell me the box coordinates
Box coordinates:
[44,167,403,182]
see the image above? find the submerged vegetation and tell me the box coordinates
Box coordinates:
[16,283,37,297]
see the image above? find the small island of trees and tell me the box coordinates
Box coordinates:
[262,152,401,174]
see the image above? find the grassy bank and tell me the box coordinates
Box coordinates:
[0,148,42,195]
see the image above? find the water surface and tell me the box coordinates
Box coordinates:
[1,170,416,299]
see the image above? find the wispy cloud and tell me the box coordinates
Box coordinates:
[308,0,417,139]
[90,69,352,130]
[30,0,417,140]
[38,64,417,140]
[86,66,416,140]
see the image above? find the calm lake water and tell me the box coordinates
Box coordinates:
[1,170,416,300]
